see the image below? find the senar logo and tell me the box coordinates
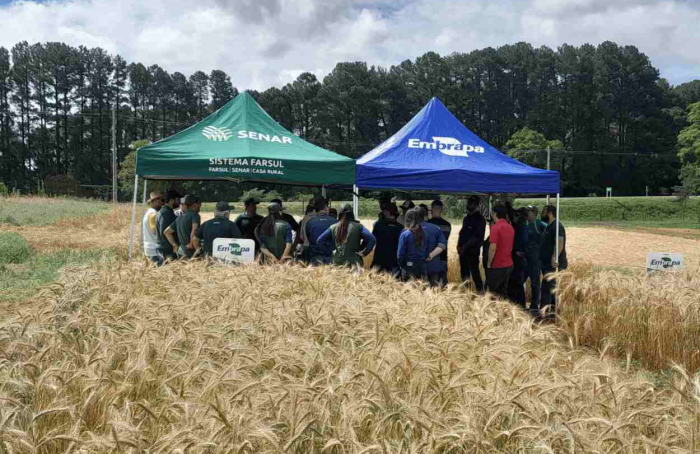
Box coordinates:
[408,137,484,157]
[237,131,292,144]
[202,126,233,142]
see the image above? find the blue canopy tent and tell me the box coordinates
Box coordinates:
[354,97,562,265]
[355,97,559,194]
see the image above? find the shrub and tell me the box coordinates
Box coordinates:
[0,182,8,196]
[0,232,34,264]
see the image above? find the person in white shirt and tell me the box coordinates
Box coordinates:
[142,192,164,265]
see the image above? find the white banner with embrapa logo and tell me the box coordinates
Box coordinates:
[646,252,684,275]
[213,238,256,264]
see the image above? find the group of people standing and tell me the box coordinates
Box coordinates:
[456,196,568,318]
[141,190,567,316]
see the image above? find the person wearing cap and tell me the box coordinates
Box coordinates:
[235,198,264,254]
[193,201,242,258]
[142,192,164,265]
[317,204,376,268]
[371,201,403,277]
[427,200,452,286]
[457,195,486,292]
[270,198,300,234]
[396,200,415,226]
[305,198,338,265]
[156,189,182,262]
[525,205,547,315]
[255,202,293,264]
[166,194,201,259]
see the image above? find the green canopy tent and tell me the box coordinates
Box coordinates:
[127,92,355,259]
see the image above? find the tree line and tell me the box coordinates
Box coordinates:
[1,40,700,199]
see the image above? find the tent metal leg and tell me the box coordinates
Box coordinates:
[321,184,326,198]
[555,193,560,272]
[128,175,139,260]
[142,179,148,205]
[353,185,359,219]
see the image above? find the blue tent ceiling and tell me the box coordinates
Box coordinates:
[356,98,560,194]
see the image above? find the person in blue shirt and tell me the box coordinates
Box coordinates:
[398,208,445,282]
[305,198,338,265]
[317,204,376,268]
[417,206,447,287]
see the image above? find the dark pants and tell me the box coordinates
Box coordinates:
[460,253,483,291]
[157,249,177,263]
[486,266,512,299]
[428,270,447,288]
[526,255,541,311]
[540,265,566,316]
[401,261,426,282]
[148,255,163,267]
[508,256,527,307]
[374,264,401,279]
[310,254,332,266]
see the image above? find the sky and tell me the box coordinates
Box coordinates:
[0,0,698,91]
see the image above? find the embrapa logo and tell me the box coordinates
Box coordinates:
[202,126,233,141]
[217,242,252,256]
[408,137,485,157]
[650,257,681,269]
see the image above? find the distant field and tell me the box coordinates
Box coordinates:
[205,195,700,228]
[0,195,113,226]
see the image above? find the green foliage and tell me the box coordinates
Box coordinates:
[0,182,8,196]
[505,127,564,169]
[678,102,700,165]
[0,249,108,302]
[0,197,112,226]
[679,165,700,195]
[0,232,33,264]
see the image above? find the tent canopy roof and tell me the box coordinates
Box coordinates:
[356,98,560,194]
[136,92,355,186]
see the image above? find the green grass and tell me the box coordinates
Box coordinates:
[0,249,111,303]
[0,232,34,264]
[0,196,113,226]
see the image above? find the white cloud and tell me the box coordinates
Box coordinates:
[0,0,698,90]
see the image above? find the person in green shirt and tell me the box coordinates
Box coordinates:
[165,194,201,259]
[255,202,293,264]
[317,204,376,268]
[235,197,264,255]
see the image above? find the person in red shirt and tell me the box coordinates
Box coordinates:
[486,205,514,299]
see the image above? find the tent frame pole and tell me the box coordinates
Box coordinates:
[142,179,148,205]
[555,193,560,272]
[128,175,139,260]
[353,185,359,219]
[321,184,326,198]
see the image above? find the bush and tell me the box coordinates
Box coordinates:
[0,182,8,196]
[0,232,34,264]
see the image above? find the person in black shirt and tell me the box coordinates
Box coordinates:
[507,208,529,307]
[457,195,486,292]
[371,202,403,278]
[155,189,182,262]
[427,200,451,286]
[235,198,264,254]
[193,201,242,258]
[539,204,568,319]
[271,198,300,234]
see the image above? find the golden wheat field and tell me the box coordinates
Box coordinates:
[2,201,700,453]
